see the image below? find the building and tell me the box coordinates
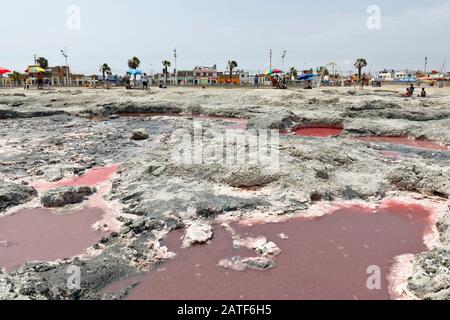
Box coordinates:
[218,69,250,85]
[378,69,395,81]
[193,66,220,85]
[176,70,194,85]
[394,70,416,82]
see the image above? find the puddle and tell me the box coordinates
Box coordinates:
[0,165,119,271]
[0,207,107,271]
[109,201,432,300]
[33,164,118,193]
[294,127,343,138]
[357,136,448,151]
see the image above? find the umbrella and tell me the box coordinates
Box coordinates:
[0,67,11,75]
[264,68,283,76]
[297,74,317,81]
[127,69,143,76]
[25,66,46,73]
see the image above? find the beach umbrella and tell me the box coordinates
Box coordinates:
[0,67,11,75]
[127,69,143,76]
[297,74,317,81]
[25,66,46,73]
[264,68,283,76]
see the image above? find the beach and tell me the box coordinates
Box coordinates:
[1,86,450,300]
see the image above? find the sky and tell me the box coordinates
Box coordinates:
[1,0,450,75]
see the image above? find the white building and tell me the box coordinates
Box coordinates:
[394,70,416,80]
[378,70,395,81]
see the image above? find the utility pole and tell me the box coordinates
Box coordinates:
[282,50,287,72]
[269,49,272,70]
[424,57,428,74]
[34,54,37,66]
[174,48,178,86]
[60,47,69,86]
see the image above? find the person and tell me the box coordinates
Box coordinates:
[420,88,427,97]
[402,86,413,97]
[37,72,44,90]
[254,74,259,88]
[360,73,368,90]
[124,74,131,89]
[304,80,313,89]
[409,84,415,95]
[142,73,149,90]
[23,76,30,90]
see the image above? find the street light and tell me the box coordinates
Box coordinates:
[174,48,178,86]
[60,48,69,86]
[269,49,272,69]
[282,50,287,72]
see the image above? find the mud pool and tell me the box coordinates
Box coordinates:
[0,207,107,271]
[294,127,344,138]
[107,201,432,300]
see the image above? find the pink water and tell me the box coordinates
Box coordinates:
[294,127,343,138]
[0,207,107,271]
[33,165,118,193]
[113,202,431,300]
[357,136,448,151]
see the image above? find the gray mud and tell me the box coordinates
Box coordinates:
[0,87,449,300]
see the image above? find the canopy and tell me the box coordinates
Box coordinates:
[264,68,283,76]
[297,74,317,81]
[25,66,46,73]
[127,69,143,76]
[0,67,11,75]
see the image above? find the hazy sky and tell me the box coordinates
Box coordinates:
[1,0,450,75]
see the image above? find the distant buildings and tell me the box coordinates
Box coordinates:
[192,66,221,85]
[218,69,250,85]
[377,69,417,83]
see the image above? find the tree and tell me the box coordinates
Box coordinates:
[8,71,23,85]
[101,63,111,81]
[162,60,171,86]
[128,57,141,70]
[289,67,298,83]
[227,60,238,84]
[354,58,368,81]
[317,66,329,77]
[128,57,141,83]
[36,57,49,69]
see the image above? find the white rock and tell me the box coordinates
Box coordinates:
[182,223,213,248]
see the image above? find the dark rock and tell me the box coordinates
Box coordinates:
[41,186,96,208]
[131,129,149,141]
[0,181,37,212]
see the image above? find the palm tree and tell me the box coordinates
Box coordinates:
[162,60,171,86]
[101,63,111,81]
[354,58,368,81]
[100,63,112,88]
[228,60,238,84]
[36,57,49,69]
[317,66,330,76]
[128,57,141,83]
[289,67,298,83]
